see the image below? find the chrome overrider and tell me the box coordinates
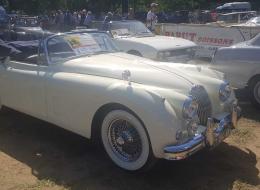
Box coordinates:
[164,103,241,160]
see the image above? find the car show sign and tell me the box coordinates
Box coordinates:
[156,23,260,58]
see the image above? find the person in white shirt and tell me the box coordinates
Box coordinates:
[146,3,158,31]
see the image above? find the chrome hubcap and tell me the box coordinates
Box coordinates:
[108,119,142,162]
[254,81,260,104]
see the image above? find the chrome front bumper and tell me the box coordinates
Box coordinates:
[164,104,241,160]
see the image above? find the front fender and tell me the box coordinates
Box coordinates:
[98,82,182,158]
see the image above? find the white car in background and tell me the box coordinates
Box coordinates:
[92,20,197,62]
[211,33,260,108]
[0,31,240,172]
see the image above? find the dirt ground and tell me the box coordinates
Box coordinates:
[0,96,259,190]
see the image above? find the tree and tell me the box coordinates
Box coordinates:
[4,0,260,14]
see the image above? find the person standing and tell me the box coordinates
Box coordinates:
[102,12,113,30]
[83,11,93,28]
[64,10,72,31]
[71,12,79,29]
[80,9,87,26]
[55,10,64,32]
[127,7,135,20]
[146,3,158,31]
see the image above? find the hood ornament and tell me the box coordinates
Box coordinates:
[122,70,131,85]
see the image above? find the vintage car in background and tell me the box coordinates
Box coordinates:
[3,16,44,41]
[211,33,260,108]
[0,31,240,171]
[217,11,256,24]
[92,20,197,62]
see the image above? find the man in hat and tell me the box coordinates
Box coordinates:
[147,3,158,31]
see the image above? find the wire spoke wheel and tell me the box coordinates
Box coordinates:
[101,110,151,171]
[108,119,142,162]
[253,81,260,104]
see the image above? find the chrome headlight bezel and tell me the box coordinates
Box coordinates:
[182,96,199,119]
[219,82,232,102]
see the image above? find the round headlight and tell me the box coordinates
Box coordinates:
[183,97,199,119]
[219,82,232,102]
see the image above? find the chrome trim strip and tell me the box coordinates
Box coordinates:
[164,134,205,154]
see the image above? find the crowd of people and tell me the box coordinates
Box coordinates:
[37,6,136,32]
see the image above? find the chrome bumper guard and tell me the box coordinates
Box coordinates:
[164,104,241,160]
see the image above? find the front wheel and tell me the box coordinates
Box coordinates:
[101,110,155,171]
[249,77,260,109]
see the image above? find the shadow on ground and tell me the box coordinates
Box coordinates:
[0,107,259,190]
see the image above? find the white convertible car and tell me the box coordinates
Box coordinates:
[0,31,240,171]
[92,20,197,62]
[211,33,260,108]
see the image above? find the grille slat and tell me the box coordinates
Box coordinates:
[190,85,212,126]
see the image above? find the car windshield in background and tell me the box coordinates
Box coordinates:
[247,17,260,24]
[250,34,260,46]
[15,17,39,27]
[110,21,153,37]
[47,32,119,63]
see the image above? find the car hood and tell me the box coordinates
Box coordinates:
[117,35,196,51]
[55,53,223,95]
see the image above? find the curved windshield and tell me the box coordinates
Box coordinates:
[247,17,260,24]
[47,32,119,63]
[250,34,260,46]
[110,21,153,37]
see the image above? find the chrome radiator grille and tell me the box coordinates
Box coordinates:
[190,85,212,126]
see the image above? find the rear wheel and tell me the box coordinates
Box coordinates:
[101,110,155,171]
[249,77,260,109]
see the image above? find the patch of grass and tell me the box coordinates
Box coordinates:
[230,127,256,145]
[17,179,69,190]
[232,180,259,190]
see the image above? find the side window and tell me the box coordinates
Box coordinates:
[215,48,260,63]
[47,36,76,63]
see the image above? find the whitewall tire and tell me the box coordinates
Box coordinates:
[101,110,152,171]
[249,77,260,109]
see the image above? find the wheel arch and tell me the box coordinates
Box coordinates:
[91,102,149,144]
[248,74,260,86]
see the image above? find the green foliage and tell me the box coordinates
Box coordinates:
[4,0,260,14]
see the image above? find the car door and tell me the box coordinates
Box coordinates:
[43,35,87,136]
[0,48,47,120]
